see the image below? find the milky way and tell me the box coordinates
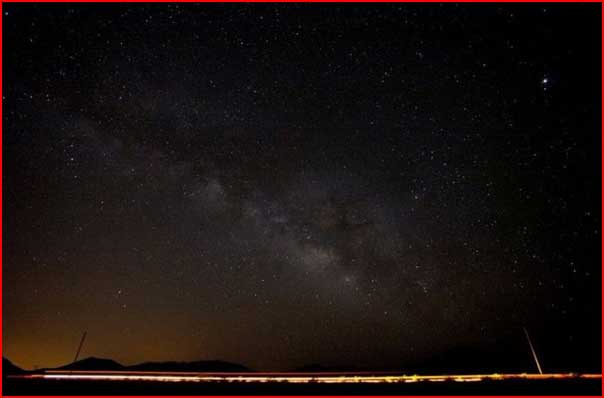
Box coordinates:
[3,4,601,372]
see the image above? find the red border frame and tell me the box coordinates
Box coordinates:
[0,1,601,398]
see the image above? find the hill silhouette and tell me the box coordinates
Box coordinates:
[48,356,251,373]
[407,345,533,374]
[3,358,25,376]
[130,360,250,372]
[294,364,364,372]
[56,357,125,371]
[294,339,540,375]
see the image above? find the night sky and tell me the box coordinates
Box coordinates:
[3,4,601,372]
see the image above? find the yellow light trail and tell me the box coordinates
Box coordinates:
[9,372,602,384]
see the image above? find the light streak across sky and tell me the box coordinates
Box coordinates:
[10,372,602,384]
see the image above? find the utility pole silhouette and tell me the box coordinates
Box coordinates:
[523,327,543,374]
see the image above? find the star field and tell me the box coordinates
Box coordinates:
[3,4,601,372]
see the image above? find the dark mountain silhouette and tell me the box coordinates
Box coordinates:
[51,356,250,373]
[403,342,537,375]
[56,357,125,371]
[3,358,25,376]
[294,364,365,372]
[129,360,250,372]
[294,338,539,375]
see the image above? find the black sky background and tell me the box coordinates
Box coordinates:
[3,3,601,372]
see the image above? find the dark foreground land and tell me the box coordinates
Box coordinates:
[3,377,602,395]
